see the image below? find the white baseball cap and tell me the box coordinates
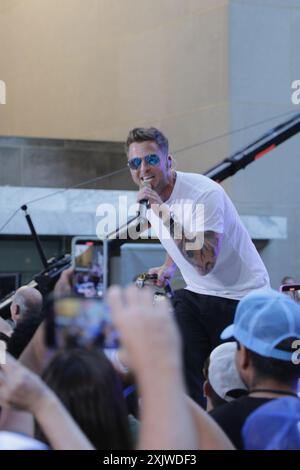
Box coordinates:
[208,342,248,402]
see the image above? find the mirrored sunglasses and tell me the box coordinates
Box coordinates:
[127,154,160,170]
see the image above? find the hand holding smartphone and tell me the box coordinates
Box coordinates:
[72,237,106,299]
[45,238,116,349]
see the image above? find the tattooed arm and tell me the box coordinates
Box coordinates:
[158,205,223,276]
[179,230,222,275]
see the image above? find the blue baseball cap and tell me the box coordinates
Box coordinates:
[221,289,300,361]
[242,397,300,450]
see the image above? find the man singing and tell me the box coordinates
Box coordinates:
[125,127,270,406]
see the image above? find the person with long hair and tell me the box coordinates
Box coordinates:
[37,347,133,450]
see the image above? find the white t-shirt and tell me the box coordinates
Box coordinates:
[147,171,270,300]
[0,431,48,450]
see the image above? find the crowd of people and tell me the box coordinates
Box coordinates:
[0,275,299,450]
[0,127,299,450]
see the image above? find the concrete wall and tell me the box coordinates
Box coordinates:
[0,0,229,175]
[0,136,134,190]
[3,0,300,290]
[229,0,300,288]
[0,0,231,289]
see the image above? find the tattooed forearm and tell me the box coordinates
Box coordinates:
[179,231,222,275]
[161,209,222,276]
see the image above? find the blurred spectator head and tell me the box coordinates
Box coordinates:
[203,342,248,411]
[38,347,132,450]
[281,276,296,286]
[221,289,300,389]
[242,396,300,450]
[10,287,43,325]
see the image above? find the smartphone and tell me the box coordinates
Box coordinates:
[71,237,107,299]
[45,296,119,349]
[280,284,300,303]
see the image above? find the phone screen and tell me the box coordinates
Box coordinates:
[73,239,104,299]
[280,284,300,303]
[46,297,119,349]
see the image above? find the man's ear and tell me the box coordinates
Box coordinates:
[15,305,21,318]
[12,304,21,319]
[203,380,209,398]
[237,344,250,371]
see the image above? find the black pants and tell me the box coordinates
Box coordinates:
[172,289,239,407]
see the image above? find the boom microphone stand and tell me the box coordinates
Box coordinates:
[0,207,71,315]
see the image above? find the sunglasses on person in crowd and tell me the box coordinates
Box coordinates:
[127,154,161,170]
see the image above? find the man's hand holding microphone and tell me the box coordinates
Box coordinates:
[137,180,177,288]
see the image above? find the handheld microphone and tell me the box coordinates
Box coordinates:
[138,180,151,223]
